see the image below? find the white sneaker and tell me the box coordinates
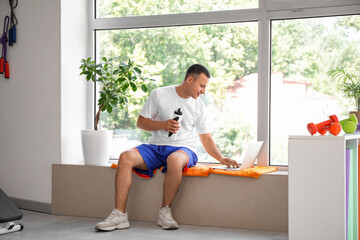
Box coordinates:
[95,208,130,231]
[157,206,179,230]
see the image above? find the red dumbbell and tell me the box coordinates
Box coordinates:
[307,115,341,136]
[317,121,342,135]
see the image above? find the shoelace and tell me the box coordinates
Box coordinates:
[163,208,173,220]
[105,209,119,221]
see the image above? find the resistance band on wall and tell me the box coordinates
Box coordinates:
[8,0,18,46]
[0,16,10,79]
[0,1,18,79]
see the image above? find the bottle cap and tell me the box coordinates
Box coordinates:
[175,108,182,115]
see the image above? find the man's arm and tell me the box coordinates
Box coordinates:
[137,115,180,134]
[198,133,239,168]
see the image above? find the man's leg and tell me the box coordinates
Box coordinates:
[96,149,147,231]
[162,151,188,207]
[115,149,148,213]
[158,151,188,230]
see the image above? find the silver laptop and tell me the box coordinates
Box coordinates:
[212,141,264,170]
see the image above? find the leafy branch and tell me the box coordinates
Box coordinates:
[328,67,360,110]
[80,57,154,130]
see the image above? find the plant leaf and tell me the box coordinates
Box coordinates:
[141,84,148,92]
[107,104,113,113]
[130,82,137,92]
[122,83,129,92]
[102,103,108,112]
[134,67,142,74]
[117,77,126,83]
[95,70,102,76]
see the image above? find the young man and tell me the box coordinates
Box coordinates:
[95,64,239,231]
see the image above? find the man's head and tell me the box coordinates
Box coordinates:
[183,64,210,99]
[184,64,210,81]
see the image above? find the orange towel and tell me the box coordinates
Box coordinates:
[111,163,277,178]
[210,165,277,178]
[182,164,212,177]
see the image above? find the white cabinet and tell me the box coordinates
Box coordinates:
[289,135,359,240]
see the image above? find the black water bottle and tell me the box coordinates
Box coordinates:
[168,108,183,138]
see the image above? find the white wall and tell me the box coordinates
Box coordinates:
[0,0,61,203]
[0,0,88,204]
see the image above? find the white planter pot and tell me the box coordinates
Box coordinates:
[81,129,113,166]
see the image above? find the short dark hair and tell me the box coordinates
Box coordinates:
[184,64,210,80]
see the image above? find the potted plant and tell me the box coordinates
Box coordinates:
[329,67,360,122]
[79,57,152,165]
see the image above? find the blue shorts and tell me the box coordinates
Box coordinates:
[132,144,198,178]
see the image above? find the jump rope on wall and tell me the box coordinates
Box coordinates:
[0,0,18,79]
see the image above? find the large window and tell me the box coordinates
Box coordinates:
[96,23,258,163]
[270,15,360,165]
[91,0,360,166]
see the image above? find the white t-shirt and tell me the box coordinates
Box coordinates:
[139,85,213,152]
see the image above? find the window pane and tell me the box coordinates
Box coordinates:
[96,22,258,163]
[271,15,360,166]
[96,0,258,18]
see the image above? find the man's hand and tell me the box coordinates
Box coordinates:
[137,116,180,133]
[219,157,240,168]
[198,133,239,167]
[163,119,180,134]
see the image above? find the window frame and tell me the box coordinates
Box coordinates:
[88,0,360,169]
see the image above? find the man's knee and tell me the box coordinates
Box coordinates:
[118,149,148,170]
[167,152,188,170]
[118,150,136,168]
